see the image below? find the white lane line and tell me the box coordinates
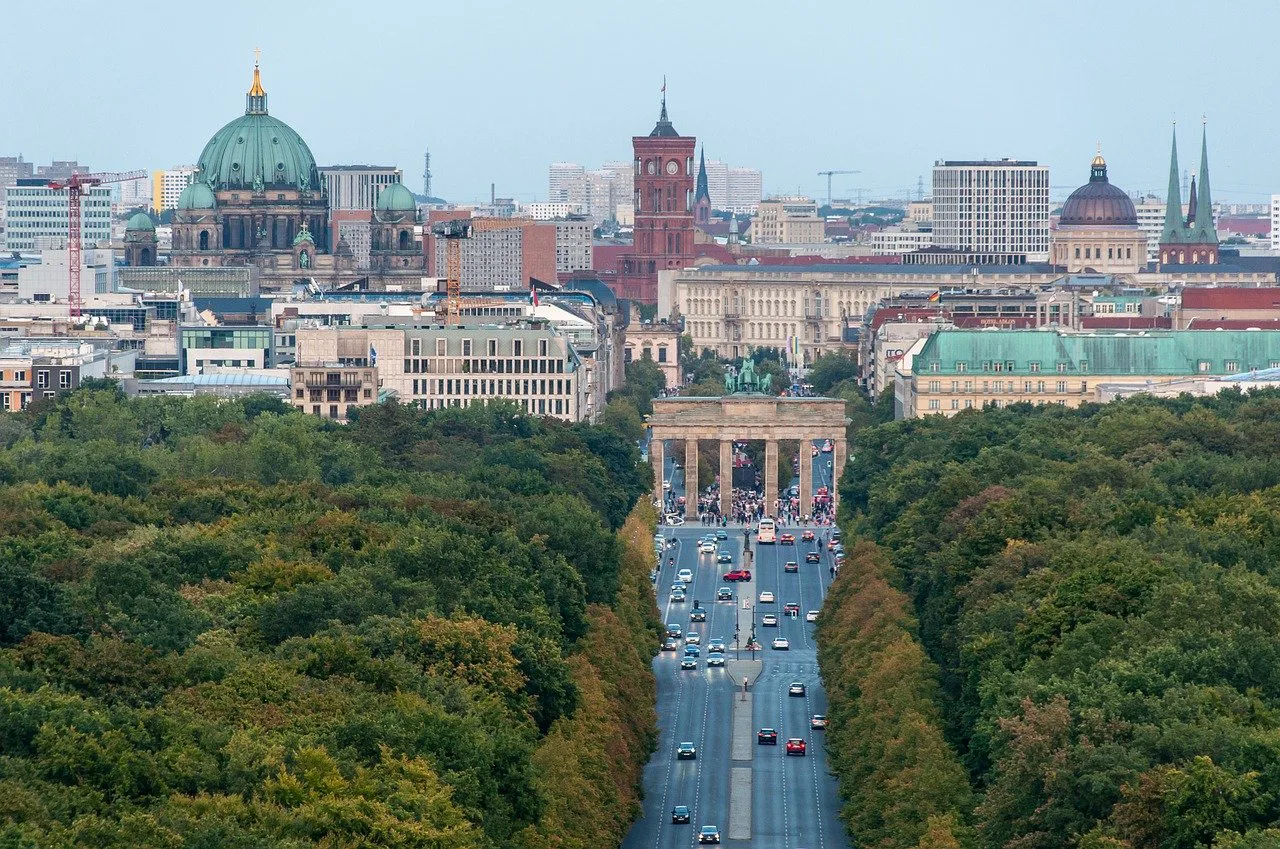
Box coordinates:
[652,646,685,849]
[805,691,827,849]
[778,685,791,849]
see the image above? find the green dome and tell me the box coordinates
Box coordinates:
[375,182,417,213]
[125,212,155,231]
[176,180,217,210]
[197,112,320,192]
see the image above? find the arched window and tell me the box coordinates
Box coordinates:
[199,230,209,250]
[399,230,410,251]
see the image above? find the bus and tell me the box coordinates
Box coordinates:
[757,518,776,544]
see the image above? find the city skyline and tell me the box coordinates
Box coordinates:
[3,0,1277,206]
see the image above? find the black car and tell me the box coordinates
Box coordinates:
[757,727,778,745]
[699,825,721,844]
[677,742,697,759]
[690,606,707,622]
[672,805,690,824]
[716,586,733,601]
[805,551,821,563]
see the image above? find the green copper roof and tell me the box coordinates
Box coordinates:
[176,180,217,210]
[917,329,1280,377]
[1191,126,1215,242]
[375,181,417,215]
[125,211,155,231]
[195,64,321,193]
[1161,126,1183,244]
[695,147,710,204]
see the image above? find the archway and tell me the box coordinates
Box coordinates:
[199,231,209,250]
[399,230,410,251]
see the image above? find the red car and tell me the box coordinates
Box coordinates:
[723,569,752,582]
[828,540,838,551]
[784,602,800,616]
[786,738,807,756]
[802,530,815,541]
[780,533,796,545]
[757,728,778,745]
[784,561,798,573]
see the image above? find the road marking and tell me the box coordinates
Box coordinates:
[778,686,791,849]
[806,691,827,849]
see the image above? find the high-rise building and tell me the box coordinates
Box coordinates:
[615,94,696,303]
[932,159,1050,263]
[1270,195,1280,254]
[1158,125,1219,265]
[700,159,762,213]
[3,182,112,252]
[554,215,593,274]
[35,161,88,181]
[431,218,556,291]
[152,166,198,213]
[320,165,404,210]
[549,163,587,211]
[0,156,34,234]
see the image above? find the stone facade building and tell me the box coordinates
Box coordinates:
[1050,151,1145,274]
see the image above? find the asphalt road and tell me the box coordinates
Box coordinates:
[624,448,847,849]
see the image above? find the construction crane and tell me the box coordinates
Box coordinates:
[816,169,861,208]
[45,169,147,317]
[432,217,526,325]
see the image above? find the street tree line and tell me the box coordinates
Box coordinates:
[820,390,1280,849]
[0,386,661,848]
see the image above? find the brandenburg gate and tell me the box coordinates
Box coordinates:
[648,394,850,519]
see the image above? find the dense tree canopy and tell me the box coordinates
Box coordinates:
[823,389,1280,849]
[0,389,660,848]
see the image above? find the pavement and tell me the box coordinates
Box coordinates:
[625,447,847,849]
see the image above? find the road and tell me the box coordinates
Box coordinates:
[625,443,847,849]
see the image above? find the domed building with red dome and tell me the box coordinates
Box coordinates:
[1050,149,1145,274]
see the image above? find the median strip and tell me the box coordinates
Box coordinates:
[728,767,752,841]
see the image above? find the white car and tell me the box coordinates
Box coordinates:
[772,637,790,650]
[666,515,685,526]
[685,632,701,645]
[758,591,775,603]
[699,542,716,554]
[761,613,779,627]
[677,569,694,584]
[806,610,820,622]
[707,654,725,667]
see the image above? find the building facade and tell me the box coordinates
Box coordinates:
[152,166,198,213]
[3,182,112,251]
[869,228,934,255]
[320,165,404,211]
[897,328,1280,418]
[290,363,379,421]
[549,162,587,210]
[431,218,556,291]
[752,197,824,244]
[931,159,1050,263]
[623,324,682,390]
[554,216,593,274]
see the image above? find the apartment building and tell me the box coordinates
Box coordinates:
[751,197,824,244]
[554,215,593,274]
[931,160,1050,263]
[0,340,136,411]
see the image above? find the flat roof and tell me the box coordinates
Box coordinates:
[693,263,1061,275]
[937,160,1041,167]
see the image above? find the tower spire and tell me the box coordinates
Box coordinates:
[1161,123,1183,244]
[1192,118,1216,242]
[695,146,710,203]
[246,48,268,114]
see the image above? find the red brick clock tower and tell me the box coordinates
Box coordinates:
[616,89,696,304]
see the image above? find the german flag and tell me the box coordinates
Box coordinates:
[928,291,941,303]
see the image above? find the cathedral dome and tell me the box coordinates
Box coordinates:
[195,61,321,193]
[176,180,217,210]
[374,182,417,220]
[125,211,155,231]
[1059,151,1137,227]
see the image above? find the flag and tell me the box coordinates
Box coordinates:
[928,290,941,303]
[369,345,378,366]
[530,284,539,307]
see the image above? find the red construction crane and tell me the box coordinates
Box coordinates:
[45,170,147,317]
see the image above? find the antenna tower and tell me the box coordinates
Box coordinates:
[422,149,432,198]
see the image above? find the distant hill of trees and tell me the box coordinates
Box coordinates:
[820,390,1280,849]
[0,387,660,848]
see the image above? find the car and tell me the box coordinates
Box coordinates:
[665,515,685,526]
[671,582,687,593]
[707,639,726,653]
[716,587,733,600]
[802,529,815,541]
[666,624,683,638]
[784,602,800,616]
[663,481,672,490]
[672,805,690,824]
[762,613,779,627]
[806,610,820,622]
[677,568,693,583]
[680,657,697,670]
[690,606,707,622]
[758,591,775,603]
[716,551,733,564]
[699,541,716,554]
[724,569,752,582]
[784,560,798,573]
[716,529,728,540]
[806,551,821,563]
[677,741,697,759]
[757,727,778,745]
[780,533,796,545]
[684,645,700,657]
[670,589,686,602]
[832,529,842,541]
[685,632,700,645]
[772,637,790,650]
[699,825,721,844]
[811,714,828,730]
[828,539,839,551]
[786,738,807,755]
[662,638,678,651]
[707,654,725,667]
[789,681,806,697]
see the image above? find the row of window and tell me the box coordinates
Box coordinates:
[410,337,551,358]
[927,398,1068,411]
[411,377,573,397]
[930,359,1280,375]
[924,379,1083,394]
[402,357,566,375]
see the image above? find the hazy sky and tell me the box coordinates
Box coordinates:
[3,0,1275,205]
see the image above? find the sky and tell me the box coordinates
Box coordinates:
[3,0,1277,206]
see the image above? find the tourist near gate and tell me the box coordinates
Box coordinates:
[648,393,849,519]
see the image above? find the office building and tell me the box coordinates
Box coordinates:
[549,163,587,210]
[178,325,275,375]
[751,197,824,244]
[16,239,116,301]
[554,216,593,274]
[431,218,556,290]
[320,165,404,210]
[0,156,35,234]
[152,166,199,213]
[700,159,762,214]
[869,228,935,255]
[3,182,112,252]
[931,159,1050,263]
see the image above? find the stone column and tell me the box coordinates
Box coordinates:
[764,439,778,519]
[652,436,665,510]
[799,437,813,519]
[832,438,847,513]
[719,439,733,519]
[685,438,699,519]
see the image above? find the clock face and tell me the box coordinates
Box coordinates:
[646,160,657,175]
[666,160,680,175]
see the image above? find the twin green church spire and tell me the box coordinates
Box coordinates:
[1161,121,1216,246]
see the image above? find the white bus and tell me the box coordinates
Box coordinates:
[757,518,776,544]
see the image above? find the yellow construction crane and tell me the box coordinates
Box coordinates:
[433,217,525,325]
